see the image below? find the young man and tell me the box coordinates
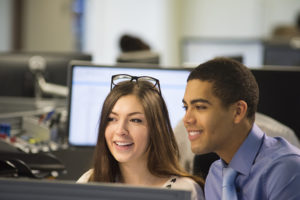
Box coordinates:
[182,57,300,199]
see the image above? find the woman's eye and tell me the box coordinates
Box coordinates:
[107,117,116,122]
[130,118,142,123]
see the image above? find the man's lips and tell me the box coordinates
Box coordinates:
[187,130,203,141]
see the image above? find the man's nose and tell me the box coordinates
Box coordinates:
[183,109,196,126]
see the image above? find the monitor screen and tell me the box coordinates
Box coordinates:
[251,66,300,139]
[263,40,300,66]
[0,178,191,200]
[67,62,190,146]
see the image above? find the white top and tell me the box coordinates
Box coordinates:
[77,169,204,200]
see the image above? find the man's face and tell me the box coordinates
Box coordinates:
[182,80,236,155]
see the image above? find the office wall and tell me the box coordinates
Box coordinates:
[181,0,264,38]
[179,0,300,67]
[262,0,300,36]
[83,0,181,66]
[1,0,300,65]
[0,0,13,51]
[22,0,76,52]
[83,0,300,66]
[181,0,300,38]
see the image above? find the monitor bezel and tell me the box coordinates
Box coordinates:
[0,177,191,200]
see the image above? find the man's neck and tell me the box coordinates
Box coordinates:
[218,120,253,164]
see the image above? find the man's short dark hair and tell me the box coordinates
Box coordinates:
[187,57,259,122]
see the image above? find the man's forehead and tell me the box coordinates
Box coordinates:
[185,80,213,95]
[183,80,217,104]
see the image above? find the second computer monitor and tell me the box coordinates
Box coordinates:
[67,62,190,146]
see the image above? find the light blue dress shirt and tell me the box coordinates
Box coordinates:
[205,124,300,200]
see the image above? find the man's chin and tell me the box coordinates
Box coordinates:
[191,145,207,155]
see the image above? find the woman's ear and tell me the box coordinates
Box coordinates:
[233,100,248,124]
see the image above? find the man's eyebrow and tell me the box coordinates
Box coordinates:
[182,98,211,105]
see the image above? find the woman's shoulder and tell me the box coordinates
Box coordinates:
[76,169,94,183]
[163,176,199,189]
[163,176,204,200]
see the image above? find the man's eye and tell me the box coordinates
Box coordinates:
[182,105,188,111]
[196,105,207,110]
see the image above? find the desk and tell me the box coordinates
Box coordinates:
[53,147,94,180]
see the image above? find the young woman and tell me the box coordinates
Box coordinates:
[77,74,204,200]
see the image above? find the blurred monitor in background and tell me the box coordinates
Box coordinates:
[0,52,92,97]
[181,38,263,68]
[266,12,300,67]
[263,39,300,66]
[251,66,300,139]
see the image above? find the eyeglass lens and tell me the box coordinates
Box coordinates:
[112,74,160,94]
[113,75,157,87]
[113,74,133,85]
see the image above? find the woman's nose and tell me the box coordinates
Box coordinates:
[115,120,129,135]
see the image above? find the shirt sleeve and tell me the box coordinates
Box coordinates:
[265,155,300,200]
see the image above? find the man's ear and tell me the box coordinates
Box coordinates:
[233,100,248,124]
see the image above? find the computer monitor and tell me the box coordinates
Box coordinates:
[251,66,300,139]
[0,178,191,200]
[67,62,190,146]
[0,51,92,97]
[181,38,264,67]
[263,40,300,66]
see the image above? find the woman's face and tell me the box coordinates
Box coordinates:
[105,94,150,165]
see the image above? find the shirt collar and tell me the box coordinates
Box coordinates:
[227,124,264,176]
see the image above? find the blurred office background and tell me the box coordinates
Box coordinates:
[1,0,300,181]
[0,0,300,67]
